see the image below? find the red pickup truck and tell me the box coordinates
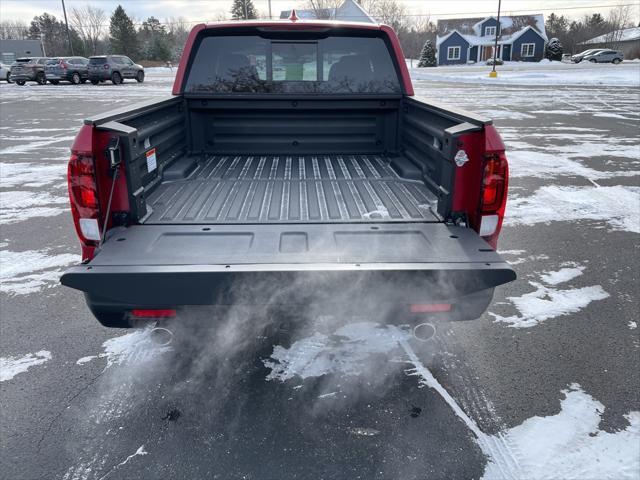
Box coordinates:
[61,20,515,328]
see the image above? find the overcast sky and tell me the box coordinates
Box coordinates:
[1,0,637,24]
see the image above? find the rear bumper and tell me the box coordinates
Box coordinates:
[61,223,516,322]
[10,73,36,81]
[62,262,514,307]
[89,73,111,80]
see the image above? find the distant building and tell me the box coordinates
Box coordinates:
[436,15,547,65]
[0,39,45,64]
[579,27,640,59]
[280,0,374,23]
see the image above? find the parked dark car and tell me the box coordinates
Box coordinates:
[10,57,48,85]
[583,49,624,64]
[88,55,145,85]
[45,57,90,84]
[571,49,604,63]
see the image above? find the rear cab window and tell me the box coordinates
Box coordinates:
[89,57,107,65]
[184,31,402,95]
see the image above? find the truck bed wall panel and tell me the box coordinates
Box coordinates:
[189,108,398,155]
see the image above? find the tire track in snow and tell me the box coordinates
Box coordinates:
[390,326,524,479]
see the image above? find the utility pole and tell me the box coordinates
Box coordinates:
[268,0,272,19]
[61,0,74,55]
[489,0,501,78]
[244,0,248,19]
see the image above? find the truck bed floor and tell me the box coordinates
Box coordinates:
[144,154,439,224]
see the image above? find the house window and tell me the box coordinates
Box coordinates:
[521,43,535,57]
[485,26,497,36]
[447,46,461,60]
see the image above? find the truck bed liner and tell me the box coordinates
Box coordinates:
[144,154,439,224]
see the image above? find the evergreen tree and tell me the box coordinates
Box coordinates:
[109,5,139,58]
[417,40,436,67]
[139,16,172,60]
[231,0,257,20]
[29,13,75,56]
[545,38,563,61]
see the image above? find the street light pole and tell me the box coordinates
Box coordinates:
[61,0,74,55]
[268,0,272,19]
[489,0,501,78]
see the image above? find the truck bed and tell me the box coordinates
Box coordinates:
[144,154,440,224]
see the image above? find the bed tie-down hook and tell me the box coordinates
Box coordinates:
[99,136,122,247]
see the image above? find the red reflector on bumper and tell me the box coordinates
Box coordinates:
[131,309,176,318]
[410,304,451,313]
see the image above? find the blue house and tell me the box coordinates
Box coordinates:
[436,14,547,65]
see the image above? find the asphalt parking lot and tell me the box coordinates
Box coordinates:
[1,68,639,479]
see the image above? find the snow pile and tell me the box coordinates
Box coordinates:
[410,61,640,87]
[0,249,79,295]
[482,384,640,480]
[264,322,410,381]
[491,264,609,328]
[506,185,640,233]
[0,350,51,382]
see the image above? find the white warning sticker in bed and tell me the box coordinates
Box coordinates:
[146,148,157,172]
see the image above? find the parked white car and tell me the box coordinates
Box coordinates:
[0,62,13,83]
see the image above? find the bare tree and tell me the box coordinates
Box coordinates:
[606,4,633,46]
[0,20,29,40]
[70,5,106,55]
[367,0,408,33]
[305,0,342,19]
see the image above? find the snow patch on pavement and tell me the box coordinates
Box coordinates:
[0,350,51,381]
[506,150,639,180]
[0,190,68,224]
[539,265,586,285]
[629,321,637,330]
[263,322,410,382]
[506,185,640,233]
[0,135,75,155]
[76,327,172,369]
[491,263,609,328]
[482,384,640,480]
[491,283,609,328]
[0,249,79,295]
[0,162,67,188]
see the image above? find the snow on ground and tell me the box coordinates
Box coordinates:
[76,327,172,369]
[0,162,67,188]
[0,249,79,295]
[0,350,51,382]
[506,185,640,233]
[264,322,410,382]
[482,384,640,480]
[490,264,609,328]
[410,60,640,87]
[266,323,640,479]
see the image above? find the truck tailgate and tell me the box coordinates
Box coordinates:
[61,223,515,307]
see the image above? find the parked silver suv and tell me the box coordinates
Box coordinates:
[88,55,145,85]
[10,57,48,85]
[582,49,624,64]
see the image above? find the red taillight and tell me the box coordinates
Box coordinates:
[68,151,101,251]
[60,59,69,69]
[481,153,507,213]
[131,309,177,319]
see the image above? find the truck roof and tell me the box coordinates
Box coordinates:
[172,20,413,96]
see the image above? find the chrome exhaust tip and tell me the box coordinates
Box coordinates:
[149,327,174,346]
[412,323,436,342]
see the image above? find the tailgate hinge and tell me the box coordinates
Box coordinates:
[446,212,468,227]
